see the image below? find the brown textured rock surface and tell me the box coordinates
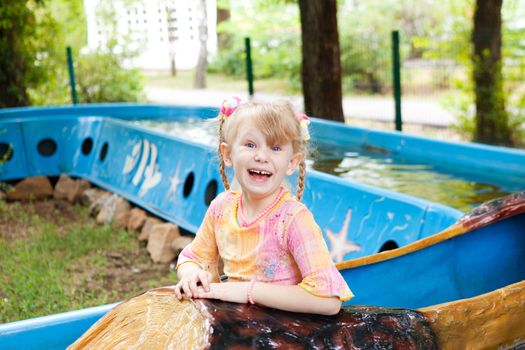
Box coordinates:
[6,176,53,201]
[68,288,438,350]
[94,195,131,226]
[139,217,163,241]
[113,210,131,230]
[147,223,180,263]
[126,208,148,232]
[53,174,77,201]
[80,188,104,207]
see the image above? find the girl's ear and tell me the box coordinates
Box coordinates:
[286,152,303,176]
[220,142,233,167]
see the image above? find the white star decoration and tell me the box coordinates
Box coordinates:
[168,161,182,198]
[325,209,361,262]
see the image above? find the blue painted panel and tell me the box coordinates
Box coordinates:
[341,214,525,309]
[85,118,220,232]
[21,118,83,176]
[312,118,525,176]
[419,205,460,238]
[0,303,115,350]
[67,117,104,178]
[304,170,462,260]
[0,122,29,180]
[0,103,218,121]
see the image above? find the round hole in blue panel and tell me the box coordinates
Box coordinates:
[204,180,218,206]
[183,172,195,198]
[379,240,399,252]
[37,139,57,157]
[82,137,93,155]
[0,143,14,162]
[99,142,109,162]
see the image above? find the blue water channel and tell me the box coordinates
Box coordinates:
[133,119,525,212]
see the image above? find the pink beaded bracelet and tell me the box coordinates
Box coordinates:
[247,279,256,305]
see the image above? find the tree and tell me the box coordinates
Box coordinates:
[472,0,514,146]
[298,0,344,122]
[0,0,46,107]
[216,0,231,51]
[194,0,208,89]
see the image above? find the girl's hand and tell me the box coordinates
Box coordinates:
[173,269,212,300]
[195,282,250,304]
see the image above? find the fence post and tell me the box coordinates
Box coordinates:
[391,31,402,131]
[66,47,78,105]
[244,37,254,97]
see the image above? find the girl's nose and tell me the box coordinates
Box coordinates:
[254,148,269,162]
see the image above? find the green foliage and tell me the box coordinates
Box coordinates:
[209,1,302,92]
[0,0,145,107]
[0,0,54,107]
[76,53,145,103]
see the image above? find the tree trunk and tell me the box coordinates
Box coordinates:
[216,1,231,50]
[298,0,344,122]
[194,0,208,89]
[472,0,513,146]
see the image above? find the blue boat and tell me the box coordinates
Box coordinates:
[1,104,524,348]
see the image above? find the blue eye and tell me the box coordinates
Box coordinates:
[272,146,281,152]
[246,142,255,148]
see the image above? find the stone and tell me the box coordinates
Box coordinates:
[90,191,112,218]
[127,208,148,232]
[113,210,131,230]
[171,235,194,256]
[53,174,77,201]
[68,179,91,203]
[147,223,180,263]
[6,176,53,201]
[80,188,104,207]
[94,194,130,226]
[139,217,163,242]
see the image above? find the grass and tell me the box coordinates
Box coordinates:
[0,199,177,324]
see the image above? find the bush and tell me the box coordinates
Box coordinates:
[76,52,145,103]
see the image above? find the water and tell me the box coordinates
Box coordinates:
[133,119,525,212]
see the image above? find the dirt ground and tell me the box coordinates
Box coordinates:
[0,198,176,301]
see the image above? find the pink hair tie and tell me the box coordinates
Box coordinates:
[219,96,242,120]
[295,112,311,141]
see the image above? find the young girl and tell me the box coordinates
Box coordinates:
[173,98,352,315]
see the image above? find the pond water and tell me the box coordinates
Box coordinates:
[134,119,525,212]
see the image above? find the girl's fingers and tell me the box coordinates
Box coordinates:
[181,281,193,298]
[199,272,210,292]
[173,284,182,299]
[189,277,199,295]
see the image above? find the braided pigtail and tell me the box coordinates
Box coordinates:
[217,117,230,191]
[296,157,307,201]
[216,96,241,191]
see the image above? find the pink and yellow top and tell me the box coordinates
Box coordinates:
[177,190,353,302]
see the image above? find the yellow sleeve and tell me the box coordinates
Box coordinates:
[176,206,219,277]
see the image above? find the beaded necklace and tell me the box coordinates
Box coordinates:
[238,187,285,227]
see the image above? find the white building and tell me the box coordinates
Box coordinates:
[83,0,217,71]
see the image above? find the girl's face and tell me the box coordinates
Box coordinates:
[221,123,301,203]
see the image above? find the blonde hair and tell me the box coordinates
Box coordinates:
[217,100,308,201]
